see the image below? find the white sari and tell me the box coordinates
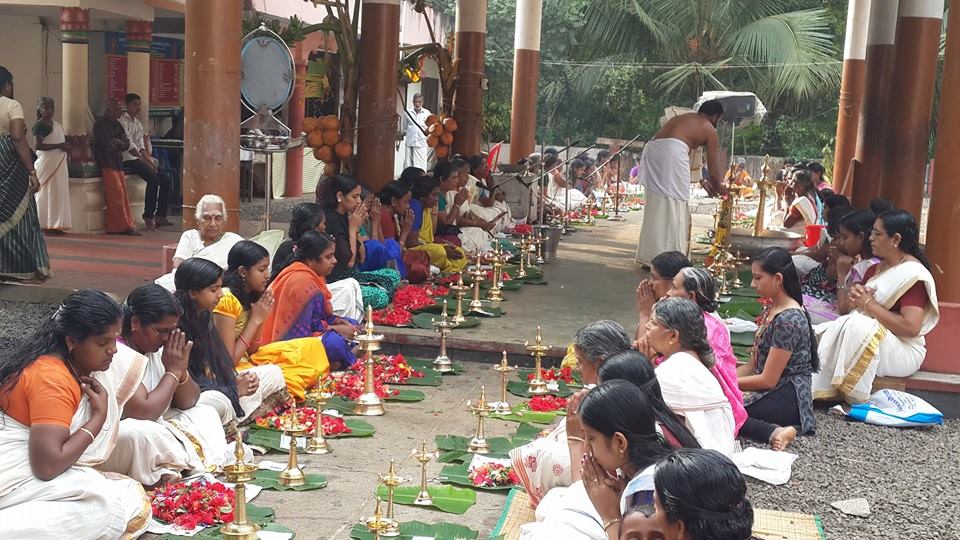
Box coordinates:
[98,345,235,485]
[655,352,735,456]
[786,194,818,233]
[509,419,572,507]
[34,120,72,230]
[0,354,151,539]
[814,260,939,403]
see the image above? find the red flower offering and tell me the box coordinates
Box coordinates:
[372,306,413,326]
[254,402,352,436]
[528,395,568,412]
[526,366,574,384]
[150,479,235,530]
[469,463,520,488]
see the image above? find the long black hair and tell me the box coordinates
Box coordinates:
[599,351,701,449]
[222,241,270,310]
[433,161,455,183]
[652,449,754,540]
[754,247,820,371]
[399,166,424,189]
[652,297,715,369]
[378,180,411,205]
[319,175,360,211]
[123,284,182,337]
[837,209,876,259]
[0,66,12,91]
[651,251,691,280]
[272,230,335,279]
[411,175,440,202]
[1,289,122,396]
[174,258,242,417]
[878,209,930,269]
[579,380,675,472]
[288,202,325,240]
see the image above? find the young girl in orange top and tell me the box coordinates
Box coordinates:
[0,289,151,539]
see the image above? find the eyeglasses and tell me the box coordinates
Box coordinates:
[152,327,176,338]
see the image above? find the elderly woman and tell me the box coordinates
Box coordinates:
[33,97,71,234]
[0,66,51,283]
[634,251,691,342]
[172,193,244,270]
[815,210,939,404]
[783,169,822,232]
[510,321,632,506]
[643,297,735,455]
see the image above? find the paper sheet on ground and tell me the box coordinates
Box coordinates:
[732,447,798,485]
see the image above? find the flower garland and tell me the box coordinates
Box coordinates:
[151,479,235,530]
[469,463,519,488]
[526,366,574,384]
[254,403,352,436]
[528,395,568,412]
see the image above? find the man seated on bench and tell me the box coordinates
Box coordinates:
[119,93,173,230]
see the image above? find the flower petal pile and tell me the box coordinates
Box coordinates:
[254,403,352,436]
[150,479,235,531]
[526,366,574,384]
[528,395,568,412]
[329,354,422,400]
[468,463,519,488]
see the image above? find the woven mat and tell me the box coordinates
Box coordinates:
[489,489,535,540]
[752,509,826,540]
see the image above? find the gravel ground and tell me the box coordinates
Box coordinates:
[3,298,959,539]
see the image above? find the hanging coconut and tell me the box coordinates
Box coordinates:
[426,134,439,148]
[425,114,438,127]
[323,162,337,177]
[334,141,353,160]
[303,117,320,133]
[428,123,444,136]
[322,129,340,146]
[320,115,340,130]
[307,130,324,148]
[314,145,335,163]
[440,132,454,146]
[442,117,458,133]
[435,145,450,159]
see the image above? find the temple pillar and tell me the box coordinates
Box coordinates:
[59,7,92,163]
[126,20,152,125]
[356,0,400,192]
[833,0,871,195]
[285,42,307,198]
[853,0,899,208]
[881,0,943,219]
[184,0,242,231]
[926,5,960,302]
[509,0,542,165]
[452,0,487,156]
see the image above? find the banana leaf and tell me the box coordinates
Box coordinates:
[439,463,515,491]
[499,280,524,291]
[406,357,464,375]
[492,408,563,425]
[717,298,763,319]
[155,504,277,539]
[730,332,756,347]
[251,469,328,491]
[435,435,513,463]
[516,368,583,387]
[349,520,478,540]
[513,422,546,443]
[729,286,759,298]
[507,379,573,398]
[375,485,476,515]
[322,389,425,415]
[412,313,481,330]
[389,388,426,401]
[157,521,293,539]
[245,420,375,451]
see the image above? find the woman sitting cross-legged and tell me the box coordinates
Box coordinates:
[273,202,364,320]
[814,210,939,403]
[640,297,735,456]
[665,267,747,435]
[0,289,151,539]
[510,320,633,506]
[407,174,468,274]
[520,381,678,540]
[737,247,818,451]
[99,284,234,486]
[175,257,287,426]
[619,449,755,540]
[321,175,401,309]
[214,241,332,401]
[261,231,360,370]
[376,180,431,283]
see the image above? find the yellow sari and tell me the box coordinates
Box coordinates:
[410,207,468,273]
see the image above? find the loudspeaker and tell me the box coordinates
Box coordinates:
[711,95,756,123]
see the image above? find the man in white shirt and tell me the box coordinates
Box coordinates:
[120,93,172,229]
[401,93,431,170]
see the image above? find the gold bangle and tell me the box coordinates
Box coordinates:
[602,518,620,532]
[567,436,585,443]
[162,371,179,385]
[177,372,190,386]
[864,298,874,310]
[78,427,96,443]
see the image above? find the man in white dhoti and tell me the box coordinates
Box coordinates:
[636,100,726,266]
[401,93,431,170]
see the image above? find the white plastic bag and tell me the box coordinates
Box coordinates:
[845,389,943,427]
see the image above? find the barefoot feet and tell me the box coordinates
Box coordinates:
[770,426,797,451]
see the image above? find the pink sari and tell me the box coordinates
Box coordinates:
[703,312,747,434]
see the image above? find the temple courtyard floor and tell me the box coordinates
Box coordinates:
[1,205,958,538]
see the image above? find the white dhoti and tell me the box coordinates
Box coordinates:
[198,364,287,425]
[635,138,692,265]
[405,145,428,170]
[328,277,364,320]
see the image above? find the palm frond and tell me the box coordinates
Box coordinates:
[652,59,731,102]
[579,0,675,59]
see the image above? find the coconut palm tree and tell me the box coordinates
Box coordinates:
[575,0,841,110]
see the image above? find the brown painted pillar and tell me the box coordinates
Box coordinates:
[853,0,899,209]
[926,4,960,302]
[184,0,242,232]
[833,0,871,195]
[356,0,400,192]
[126,21,152,125]
[285,42,306,198]
[60,7,92,163]
[881,0,943,219]
[509,0,542,165]
[452,0,487,156]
